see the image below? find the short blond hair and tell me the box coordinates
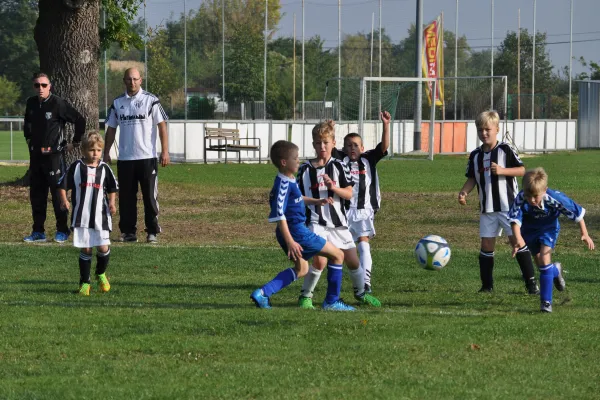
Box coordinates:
[475,110,500,130]
[312,120,336,141]
[82,131,105,150]
[522,167,548,196]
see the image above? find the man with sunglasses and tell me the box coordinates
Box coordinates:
[23,72,86,243]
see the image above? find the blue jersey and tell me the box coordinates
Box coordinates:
[508,188,585,235]
[268,173,306,226]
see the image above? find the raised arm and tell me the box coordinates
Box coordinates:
[380,111,391,153]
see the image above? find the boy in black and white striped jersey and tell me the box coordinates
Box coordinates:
[58,133,118,296]
[458,110,539,294]
[297,120,381,310]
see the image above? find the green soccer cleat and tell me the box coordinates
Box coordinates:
[96,273,111,293]
[78,283,91,296]
[355,292,381,307]
[298,295,315,310]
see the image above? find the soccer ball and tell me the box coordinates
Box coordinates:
[414,235,451,271]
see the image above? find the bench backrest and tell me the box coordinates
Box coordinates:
[205,127,240,140]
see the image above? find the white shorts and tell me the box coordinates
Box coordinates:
[346,208,376,241]
[73,227,111,248]
[309,224,356,250]
[480,212,513,238]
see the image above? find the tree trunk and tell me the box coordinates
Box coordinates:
[34,0,99,165]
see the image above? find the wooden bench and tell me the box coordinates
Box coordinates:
[204,127,261,164]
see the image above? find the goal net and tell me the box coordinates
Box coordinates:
[323,76,510,159]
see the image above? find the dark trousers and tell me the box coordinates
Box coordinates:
[117,158,161,235]
[29,153,69,234]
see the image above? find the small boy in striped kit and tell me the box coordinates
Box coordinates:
[58,132,118,295]
[458,110,539,294]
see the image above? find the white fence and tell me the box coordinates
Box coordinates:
[0,118,579,163]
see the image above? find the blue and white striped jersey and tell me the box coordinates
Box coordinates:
[268,173,306,226]
[297,157,354,228]
[59,160,119,231]
[105,90,168,160]
[466,141,523,213]
[508,188,585,234]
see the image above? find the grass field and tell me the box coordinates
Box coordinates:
[0,130,29,161]
[1,152,599,399]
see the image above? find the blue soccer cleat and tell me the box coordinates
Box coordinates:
[250,289,271,309]
[54,231,70,243]
[322,299,356,311]
[24,232,46,242]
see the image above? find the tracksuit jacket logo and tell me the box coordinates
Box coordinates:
[119,114,146,121]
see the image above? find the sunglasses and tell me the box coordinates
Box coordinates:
[34,83,49,88]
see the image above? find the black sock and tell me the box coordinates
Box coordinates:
[95,249,110,276]
[515,245,536,285]
[479,250,495,289]
[79,252,92,284]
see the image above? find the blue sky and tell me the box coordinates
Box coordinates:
[141,0,600,74]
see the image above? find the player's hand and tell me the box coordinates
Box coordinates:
[317,198,329,206]
[325,197,334,204]
[512,240,525,257]
[287,240,304,261]
[109,203,117,216]
[103,153,112,165]
[323,174,335,190]
[160,151,170,167]
[380,110,391,125]
[581,235,595,250]
[458,191,467,205]
[491,162,503,175]
[60,201,70,211]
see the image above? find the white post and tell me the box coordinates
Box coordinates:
[302,0,305,120]
[454,0,458,120]
[222,0,226,102]
[568,0,573,119]
[414,0,423,150]
[532,0,536,119]
[293,14,296,120]
[428,80,437,161]
[184,0,187,160]
[338,0,342,120]
[378,0,382,112]
[359,78,366,136]
[264,0,268,119]
[490,0,494,109]
[517,8,521,119]
[144,1,147,90]
[370,12,374,120]
[103,8,107,117]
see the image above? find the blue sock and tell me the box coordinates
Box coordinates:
[262,268,297,298]
[539,264,554,304]
[325,263,343,304]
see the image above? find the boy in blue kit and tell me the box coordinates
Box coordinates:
[458,110,539,294]
[250,140,347,309]
[508,167,595,313]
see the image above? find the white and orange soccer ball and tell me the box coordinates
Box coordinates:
[414,235,451,271]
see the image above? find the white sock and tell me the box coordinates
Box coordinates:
[349,267,365,297]
[358,241,372,286]
[300,265,322,298]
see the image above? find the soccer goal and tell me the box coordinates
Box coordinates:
[324,77,439,160]
[324,76,511,160]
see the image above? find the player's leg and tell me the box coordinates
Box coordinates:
[342,246,381,307]
[117,160,138,241]
[78,247,93,295]
[299,225,329,303]
[48,154,69,240]
[535,245,557,312]
[479,213,499,292]
[508,234,539,294]
[138,158,160,242]
[27,158,49,240]
[95,244,111,293]
[357,237,373,292]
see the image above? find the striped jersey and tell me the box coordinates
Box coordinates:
[105,90,168,160]
[508,188,585,235]
[465,141,523,213]
[333,144,387,212]
[59,160,119,231]
[297,157,354,228]
[268,173,306,226]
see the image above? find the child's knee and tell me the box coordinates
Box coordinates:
[97,245,109,253]
[294,259,309,278]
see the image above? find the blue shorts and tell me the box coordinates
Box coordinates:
[523,228,560,256]
[276,224,326,261]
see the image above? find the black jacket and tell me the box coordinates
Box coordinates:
[24,93,86,153]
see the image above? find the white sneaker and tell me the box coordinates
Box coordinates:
[147,233,158,243]
[554,262,566,291]
[540,301,552,313]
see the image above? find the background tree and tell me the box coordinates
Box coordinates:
[0,76,21,115]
